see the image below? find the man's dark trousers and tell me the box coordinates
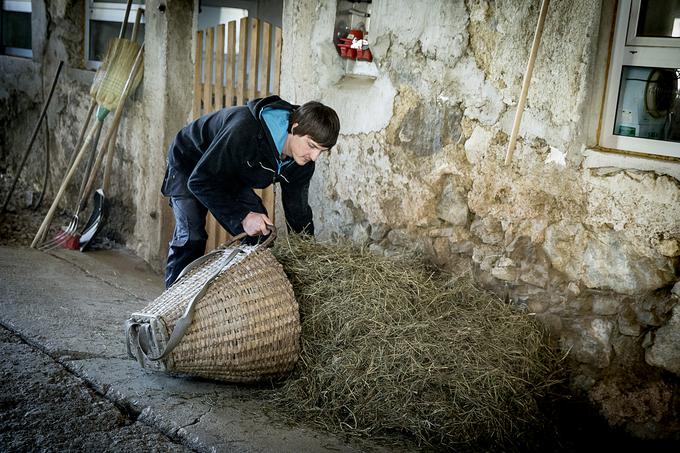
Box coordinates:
[165,196,208,288]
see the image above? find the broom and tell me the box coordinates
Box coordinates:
[79,7,145,209]
[64,0,133,175]
[31,39,144,249]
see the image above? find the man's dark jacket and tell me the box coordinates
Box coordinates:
[161,96,314,236]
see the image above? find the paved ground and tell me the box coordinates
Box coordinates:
[0,325,191,452]
[0,245,395,453]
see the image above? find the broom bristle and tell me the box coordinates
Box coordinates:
[89,39,118,98]
[95,38,143,111]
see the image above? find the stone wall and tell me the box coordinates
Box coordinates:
[280,0,680,437]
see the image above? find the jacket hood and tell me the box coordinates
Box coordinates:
[247,95,298,120]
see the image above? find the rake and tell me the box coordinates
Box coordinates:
[33,40,144,250]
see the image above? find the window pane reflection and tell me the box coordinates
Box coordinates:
[614,66,680,142]
[89,20,145,61]
[1,10,31,49]
[637,0,680,38]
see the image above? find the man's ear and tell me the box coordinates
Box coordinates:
[290,122,299,134]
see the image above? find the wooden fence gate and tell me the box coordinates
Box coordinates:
[193,17,282,250]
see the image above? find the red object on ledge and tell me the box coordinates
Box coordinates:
[337,37,354,59]
[356,48,373,62]
[335,31,371,62]
[348,29,363,40]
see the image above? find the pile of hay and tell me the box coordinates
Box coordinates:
[269,235,562,450]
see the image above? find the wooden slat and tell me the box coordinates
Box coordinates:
[262,186,275,222]
[272,26,282,94]
[206,214,215,251]
[215,24,225,110]
[261,23,278,222]
[247,18,260,102]
[212,213,220,246]
[236,17,248,106]
[203,27,214,112]
[219,226,229,246]
[205,213,218,251]
[260,21,272,97]
[192,31,203,118]
[226,21,236,107]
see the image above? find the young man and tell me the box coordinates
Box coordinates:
[161,96,340,288]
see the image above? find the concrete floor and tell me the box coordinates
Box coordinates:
[0,246,395,453]
[0,325,192,452]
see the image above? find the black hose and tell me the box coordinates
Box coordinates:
[34,115,50,210]
[1,61,63,214]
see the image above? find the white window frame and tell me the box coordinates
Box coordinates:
[1,0,32,58]
[599,0,680,158]
[85,1,145,70]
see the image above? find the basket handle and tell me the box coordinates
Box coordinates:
[173,231,248,284]
[258,224,277,249]
[172,226,275,284]
[222,224,276,249]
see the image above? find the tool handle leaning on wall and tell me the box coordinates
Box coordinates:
[2,61,64,214]
[503,0,550,166]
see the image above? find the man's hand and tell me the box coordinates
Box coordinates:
[241,212,273,236]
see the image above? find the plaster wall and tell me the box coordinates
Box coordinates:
[281,0,680,437]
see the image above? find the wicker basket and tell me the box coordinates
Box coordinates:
[125,229,300,383]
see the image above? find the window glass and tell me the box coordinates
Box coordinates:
[1,9,30,49]
[86,1,145,65]
[89,20,145,61]
[636,0,680,38]
[614,66,680,142]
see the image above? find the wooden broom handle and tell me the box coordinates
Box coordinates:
[504,0,550,166]
[131,8,144,42]
[119,0,133,39]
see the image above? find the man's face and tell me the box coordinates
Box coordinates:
[283,123,328,165]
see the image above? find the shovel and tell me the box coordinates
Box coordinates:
[77,127,115,251]
[78,188,107,250]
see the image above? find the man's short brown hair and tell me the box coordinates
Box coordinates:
[289,101,340,149]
